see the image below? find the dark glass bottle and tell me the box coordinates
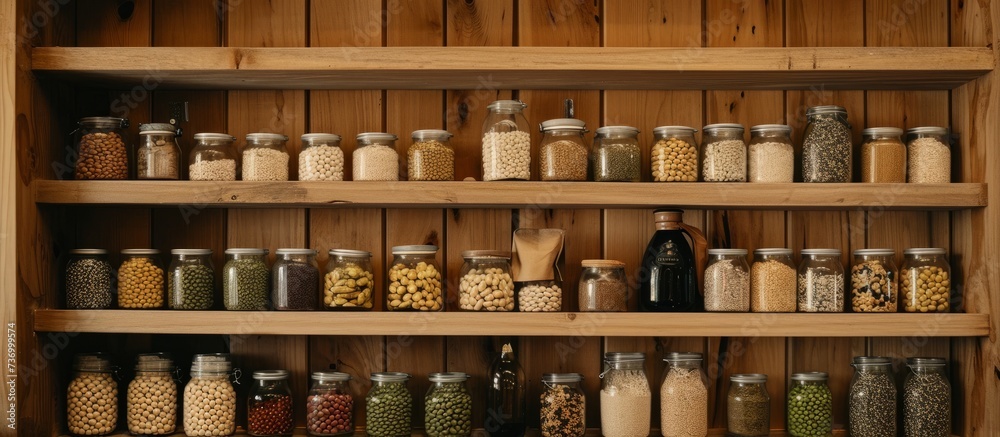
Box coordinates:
[639,209,707,311]
[486,343,526,437]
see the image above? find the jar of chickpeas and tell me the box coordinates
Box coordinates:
[118,249,165,309]
[901,248,951,313]
[183,354,237,436]
[127,353,178,435]
[67,353,119,436]
[408,129,455,181]
[651,126,698,182]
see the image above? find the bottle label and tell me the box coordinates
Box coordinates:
[655,241,682,265]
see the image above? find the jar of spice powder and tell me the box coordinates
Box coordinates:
[272,248,319,310]
[540,118,589,181]
[660,352,708,437]
[592,126,641,182]
[861,127,906,183]
[600,352,651,437]
[578,260,628,312]
[802,105,853,183]
[906,127,951,183]
[248,370,295,436]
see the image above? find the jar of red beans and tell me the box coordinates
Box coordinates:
[307,372,355,436]
[248,370,294,436]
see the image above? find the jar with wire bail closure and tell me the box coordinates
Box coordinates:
[540,118,589,181]
[600,352,651,437]
[593,126,641,181]
[67,353,119,436]
[71,116,130,180]
[409,129,455,181]
[137,123,181,180]
[660,352,708,437]
[184,353,238,436]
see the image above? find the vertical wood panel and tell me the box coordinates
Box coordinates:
[76,0,151,47]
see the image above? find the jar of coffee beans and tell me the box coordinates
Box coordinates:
[408,129,455,181]
[797,249,844,313]
[71,116,130,180]
[249,370,295,436]
[540,373,586,437]
[324,249,375,310]
[184,354,237,436]
[906,127,951,183]
[727,374,770,437]
[849,356,897,437]
[787,372,832,437]
[67,353,118,436]
[701,123,747,182]
[592,126,641,182]
[482,100,531,181]
[748,124,794,183]
[539,118,589,181]
[273,248,320,310]
[862,127,906,183]
[299,133,344,181]
[459,250,514,311]
[307,371,355,436]
[600,352,651,437]
[802,105,853,183]
[578,260,628,312]
[751,248,797,312]
[118,249,165,309]
[65,249,114,309]
[703,249,750,312]
[660,353,708,437]
[517,280,563,312]
[223,248,270,311]
[851,249,898,313]
[189,133,238,181]
[652,126,698,182]
[366,372,413,437]
[137,123,181,180]
[904,357,951,437]
[127,353,177,435]
[354,132,400,181]
[425,372,472,437]
[168,249,215,310]
[901,248,951,313]
[243,133,290,181]
[387,245,443,311]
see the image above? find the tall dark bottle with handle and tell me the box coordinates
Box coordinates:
[639,209,708,311]
[486,343,526,437]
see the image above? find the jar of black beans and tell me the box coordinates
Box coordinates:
[273,248,319,310]
[849,356,897,437]
[168,249,215,310]
[65,249,114,309]
[904,357,951,437]
[425,372,472,437]
[223,248,270,311]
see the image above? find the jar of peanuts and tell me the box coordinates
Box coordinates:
[127,353,178,435]
[71,116,130,180]
[652,126,699,182]
[459,250,514,311]
[249,370,295,436]
[408,129,455,181]
[701,123,747,182]
[354,132,400,181]
[67,353,118,436]
[861,127,906,183]
[183,354,237,436]
[324,249,375,310]
[189,133,238,181]
[299,133,344,181]
[243,133,290,181]
[482,100,531,181]
[118,249,165,309]
[905,126,951,183]
[387,245,443,311]
[901,248,951,313]
[137,123,181,180]
[540,118,589,181]
[307,372,355,436]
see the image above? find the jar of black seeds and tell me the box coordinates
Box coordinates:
[849,356,897,437]
[592,126,641,182]
[65,249,114,309]
[168,249,215,310]
[904,357,951,437]
[802,105,853,183]
[273,248,319,310]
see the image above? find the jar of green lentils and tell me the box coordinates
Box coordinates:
[425,372,472,437]
[787,372,833,437]
[168,249,215,310]
[727,374,770,437]
[223,248,269,311]
[592,126,641,182]
[366,372,413,437]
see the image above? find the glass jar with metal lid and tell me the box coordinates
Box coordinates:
[249,370,294,436]
[387,245,443,311]
[901,248,951,313]
[540,118,589,181]
[906,126,951,183]
[592,125,641,182]
[727,374,770,437]
[787,372,833,437]
[366,372,413,437]
[482,100,531,181]
[748,124,794,183]
[701,123,746,182]
[660,352,708,437]
[354,132,400,181]
[243,132,290,181]
[459,250,514,311]
[425,372,472,437]
[802,105,853,183]
[324,249,375,310]
[65,249,114,309]
[184,353,238,436]
[851,249,898,313]
[600,352,651,437]
[540,373,586,437]
[127,353,178,435]
[578,259,628,312]
[751,248,797,312]
[299,133,344,181]
[861,127,906,183]
[67,353,118,436]
[168,249,215,310]
[904,357,951,437]
[409,129,455,181]
[703,248,750,312]
[272,248,319,311]
[849,356,896,437]
[652,126,699,182]
[797,249,844,313]
[118,249,165,309]
[189,133,238,181]
[136,123,181,180]
[307,372,355,436]
[223,248,270,311]
[71,116,130,180]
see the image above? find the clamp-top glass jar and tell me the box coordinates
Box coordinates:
[704,248,750,312]
[189,133,238,181]
[65,249,114,309]
[118,249,165,309]
[223,248,270,311]
[593,126,641,182]
[540,118,589,181]
[701,123,746,182]
[387,245,443,311]
[904,357,951,437]
[67,353,118,436]
[851,249,898,313]
[727,374,770,437]
[802,105,853,183]
[660,352,708,437]
[459,250,514,311]
[307,372,355,436]
[299,133,344,181]
[249,370,294,436]
[127,353,178,435]
[797,249,844,313]
[849,356,896,437]
[409,129,455,181]
[168,249,215,310]
[901,248,951,313]
[72,116,130,180]
[906,127,951,183]
[482,100,531,181]
[540,373,586,437]
[862,127,906,183]
[600,352,651,437]
[748,124,794,182]
[272,248,319,310]
[426,372,473,437]
[652,126,699,182]
[787,372,833,437]
[324,249,375,310]
[751,248,797,312]
[354,132,400,181]
[578,260,628,312]
[366,372,413,437]
[184,353,238,436]
[243,133,290,181]
[137,123,181,180]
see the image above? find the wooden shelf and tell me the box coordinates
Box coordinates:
[32,181,987,210]
[31,46,993,90]
[33,310,990,337]
[85,428,854,437]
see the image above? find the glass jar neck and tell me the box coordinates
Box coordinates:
[853,364,892,374]
[191,370,229,379]
[808,112,848,124]
[543,129,585,137]
[175,254,209,262]
[197,140,234,148]
[256,378,289,389]
[280,254,316,263]
[230,253,266,262]
[908,365,946,375]
[666,360,702,371]
[606,360,644,371]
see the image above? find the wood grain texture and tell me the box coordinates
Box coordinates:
[76,0,151,47]
[152,0,220,47]
[308,335,386,429]
[2,0,19,433]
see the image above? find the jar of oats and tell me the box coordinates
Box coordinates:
[482,100,531,181]
[67,353,118,436]
[243,133,290,181]
[540,118,589,181]
[71,116,130,180]
[299,133,344,181]
[354,132,400,181]
[137,123,181,180]
[409,129,455,181]
[748,124,793,183]
[652,126,699,182]
[701,123,746,182]
[901,248,951,313]
[127,353,178,435]
[118,249,165,309]
[593,125,641,182]
[189,133,238,181]
[905,126,951,183]
[861,127,906,183]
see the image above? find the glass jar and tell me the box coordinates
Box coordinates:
[639,209,708,312]
[223,248,270,311]
[136,123,181,180]
[751,248,797,312]
[118,249,165,309]
[409,129,455,181]
[324,249,375,310]
[600,352,650,437]
[189,133,238,181]
[701,123,746,182]
[387,245,443,311]
[307,372,354,436]
[71,116,130,180]
[486,343,526,437]
[748,124,794,182]
[540,373,586,437]
[593,126,641,182]
[578,260,628,312]
[660,352,708,437]
[67,353,118,436]
[459,250,514,311]
[802,105,853,183]
[904,357,951,437]
[273,248,319,310]
[249,370,294,436]
[243,133,290,181]
[861,127,906,183]
[727,374,770,437]
[299,133,344,181]
[539,118,589,181]
[517,279,563,312]
[849,356,896,437]
[851,249,898,313]
[651,126,698,182]
[906,127,951,183]
[354,132,400,181]
[184,354,237,436]
[901,248,951,313]
[127,353,177,435]
[426,372,472,437]
[65,249,113,309]
[482,100,531,181]
[168,249,215,310]
[366,372,413,437]
[797,249,844,313]
[703,248,750,312]
[787,372,833,437]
